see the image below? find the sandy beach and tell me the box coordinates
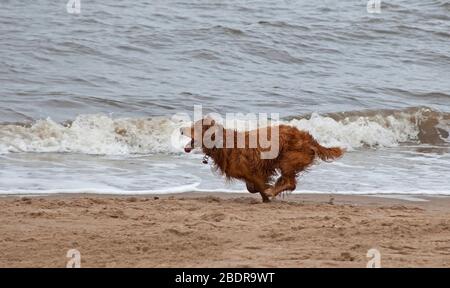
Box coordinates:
[1,193,449,268]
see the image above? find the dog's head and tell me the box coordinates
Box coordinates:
[180,116,220,153]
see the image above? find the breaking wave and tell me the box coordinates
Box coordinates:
[288,106,450,149]
[0,107,448,155]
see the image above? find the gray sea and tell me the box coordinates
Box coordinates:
[0,0,449,195]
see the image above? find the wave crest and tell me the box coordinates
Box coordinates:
[0,114,186,155]
[0,107,448,155]
[287,107,449,149]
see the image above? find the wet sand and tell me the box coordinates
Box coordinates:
[0,193,449,267]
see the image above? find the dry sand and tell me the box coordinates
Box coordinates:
[0,193,449,268]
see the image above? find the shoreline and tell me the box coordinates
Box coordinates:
[1,191,448,201]
[1,192,450,267]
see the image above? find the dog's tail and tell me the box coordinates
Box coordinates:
[311,140,344,162]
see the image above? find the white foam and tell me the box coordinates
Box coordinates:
[0,108,445,155]
[285,112,419,150]
[0,183,201,195]
[437,118,450,143]
[0,114,190,155]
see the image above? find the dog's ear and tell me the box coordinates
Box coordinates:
[203,124,223,149]
[203,115,215,127]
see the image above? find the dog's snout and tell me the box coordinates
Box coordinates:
[180,128,184,135]
[184,138,194,153]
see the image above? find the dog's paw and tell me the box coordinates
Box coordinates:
[263,188,276,198]
[262,197,271,203]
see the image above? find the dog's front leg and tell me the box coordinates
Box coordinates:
[259,192,271,203]
[245,182,258,194]
[253,179,272,203]
[246,180,271,203]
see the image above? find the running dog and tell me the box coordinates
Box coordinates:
[181,117,343,202]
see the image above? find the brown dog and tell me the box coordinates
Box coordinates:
[181,117,343,202]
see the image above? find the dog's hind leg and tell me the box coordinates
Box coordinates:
[263,151,310,198]
[264,175,296,198]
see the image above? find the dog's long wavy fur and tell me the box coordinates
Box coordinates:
[183,118,344,202]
